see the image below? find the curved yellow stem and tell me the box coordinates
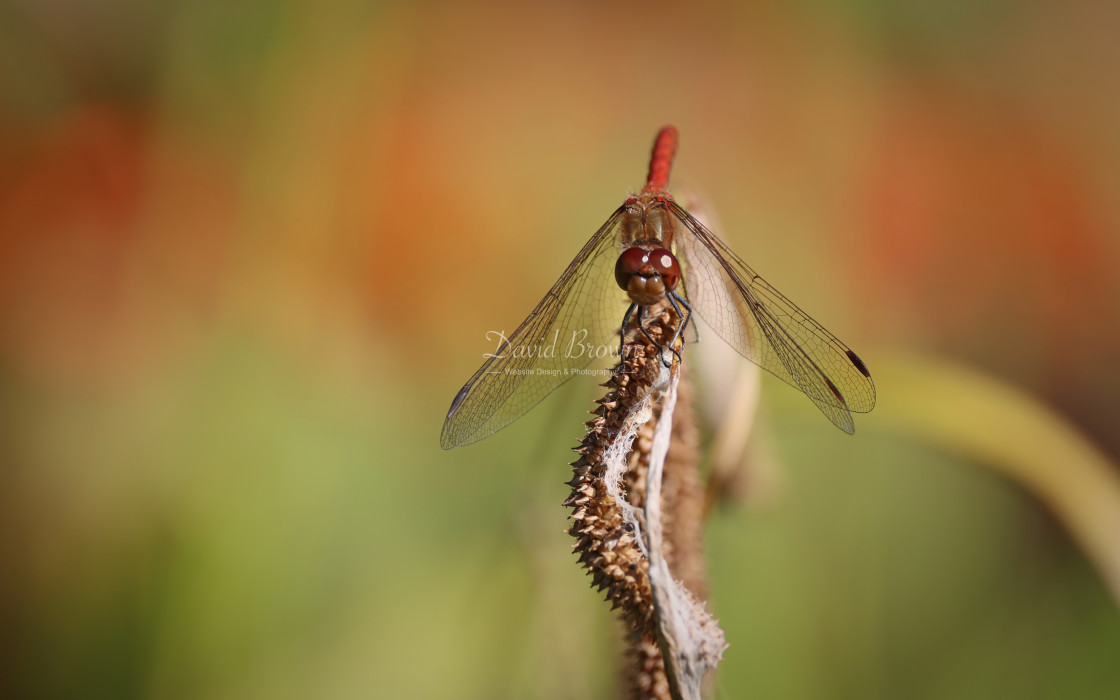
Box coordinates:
[873,353,1120,605]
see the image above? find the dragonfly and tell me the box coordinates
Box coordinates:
[441,126,875,449]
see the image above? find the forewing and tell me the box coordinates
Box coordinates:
[441,207,628,449]
[668,200,876,432]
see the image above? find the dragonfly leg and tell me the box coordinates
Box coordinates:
[617,302,638,363]
[635,303,677,369]
[665,291,692,366]
[619,301,679,369]
[635,304,666,360]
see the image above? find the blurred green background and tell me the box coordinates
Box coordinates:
[3,1,1120,698]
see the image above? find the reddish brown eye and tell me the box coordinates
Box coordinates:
[615,247,649,290]
[648,248,680,290]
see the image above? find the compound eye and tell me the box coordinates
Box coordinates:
[614,248,649,290]
[648,248,680,290]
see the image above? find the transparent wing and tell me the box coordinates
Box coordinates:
[667,200,876,433]
[441,206,629,449]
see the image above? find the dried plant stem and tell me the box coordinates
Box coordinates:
[566,305,725,700]
[644,367,726,700]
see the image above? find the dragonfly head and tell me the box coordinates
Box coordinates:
[614,246,681,306]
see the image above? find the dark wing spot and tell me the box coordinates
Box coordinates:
[825,377,847,406]
[846,350,871,378]
[447,385,471,419]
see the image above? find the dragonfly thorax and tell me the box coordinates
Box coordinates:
[619,197,676,246]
